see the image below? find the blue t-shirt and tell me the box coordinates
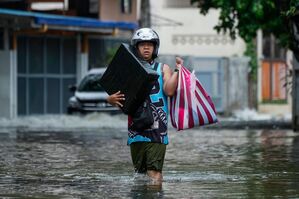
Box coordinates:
[127,62,169,145]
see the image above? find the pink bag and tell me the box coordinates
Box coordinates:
[170,65,218,131]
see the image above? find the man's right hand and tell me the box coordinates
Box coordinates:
[107,91,125,107]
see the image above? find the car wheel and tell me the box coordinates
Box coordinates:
[67,108,74,115]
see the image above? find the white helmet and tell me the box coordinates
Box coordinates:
[131,28,160,59]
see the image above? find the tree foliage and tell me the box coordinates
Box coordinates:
[191,0,299,83]
[191,0,298,48]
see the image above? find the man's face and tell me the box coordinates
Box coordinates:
[137,41,154,61]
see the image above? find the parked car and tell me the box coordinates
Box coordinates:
[67,68,120,114]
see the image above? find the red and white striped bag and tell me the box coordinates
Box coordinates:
[170,65,218,131]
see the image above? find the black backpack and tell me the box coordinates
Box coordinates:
[130,98,154,131]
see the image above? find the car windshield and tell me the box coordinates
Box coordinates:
[77,74,105,92]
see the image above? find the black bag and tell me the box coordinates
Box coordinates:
[130,99,154,131]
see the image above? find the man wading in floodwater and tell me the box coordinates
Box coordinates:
[107,28,182,184]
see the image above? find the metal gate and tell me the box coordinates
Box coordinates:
[158,55,225,113]
[17,36,77,115]
[190,57,225,112]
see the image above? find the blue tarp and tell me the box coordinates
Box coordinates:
[0,8,138,30]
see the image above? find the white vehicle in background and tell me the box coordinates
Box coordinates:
[67,68,120,114]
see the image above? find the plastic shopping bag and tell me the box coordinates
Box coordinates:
[170,65,218,131]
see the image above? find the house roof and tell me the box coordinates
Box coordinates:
[0,8,138,33]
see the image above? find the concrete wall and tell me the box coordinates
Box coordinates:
[225,57,250,112]
[150,0,246,57]
[151,0,249,115]
[0,50,17,118]
[158,55,250,115]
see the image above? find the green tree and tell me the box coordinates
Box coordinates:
[191,0,298,48]
[191,0,298,107]
[105,46,118,65]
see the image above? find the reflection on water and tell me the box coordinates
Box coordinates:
[0,127,299,198]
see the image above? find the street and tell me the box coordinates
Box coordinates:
[0,114,298,198]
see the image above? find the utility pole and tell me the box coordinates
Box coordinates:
[139,0,151,27]
[291,11,299,131]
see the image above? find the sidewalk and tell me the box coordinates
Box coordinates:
[206,109,292,130]
[0,109,294,132]
[206,117,292,130]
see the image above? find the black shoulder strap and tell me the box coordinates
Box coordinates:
[153,62,159,71]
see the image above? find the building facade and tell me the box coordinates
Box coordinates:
[150,0,292,117]
[0,0,139,118]
[150,0,249,115]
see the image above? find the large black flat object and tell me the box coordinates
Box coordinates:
[99,43,159,115]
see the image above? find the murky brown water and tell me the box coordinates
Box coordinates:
[0,128,299,198]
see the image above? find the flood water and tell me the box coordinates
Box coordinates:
[0,115,299,198]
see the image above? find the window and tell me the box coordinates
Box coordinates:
[121,0,132,14]
[261,33,288,103]
[263,34,286,59]
[30,0,68,11]
[89,0,98,14]
[261,61,287,103]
